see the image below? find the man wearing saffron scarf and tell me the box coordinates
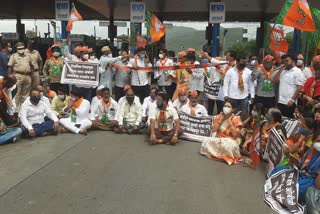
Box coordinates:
[59,88,92,135]
[149,92,181,145]
[180,90,208,117]
[90,87,118,131]
[251,55,278,110]
[172,51,190,101]
[223,56,255,120]
[155,49,174,98]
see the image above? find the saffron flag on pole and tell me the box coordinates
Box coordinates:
[136,33,147,48]
[264,22,289,63]
[146,11,166,43]
[66,3,83,32]
[276,0,316,32]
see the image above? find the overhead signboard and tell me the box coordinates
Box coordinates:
[99,21,127,27]
[130,2,145,23]
[209,2,225,24]
[1,33,18,40]
[55,0,70,21]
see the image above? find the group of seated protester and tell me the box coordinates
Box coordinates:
[1,76,320,212]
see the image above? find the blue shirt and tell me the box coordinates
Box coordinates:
[0,50,10,77]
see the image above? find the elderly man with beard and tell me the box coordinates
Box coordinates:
[251,55,278,110]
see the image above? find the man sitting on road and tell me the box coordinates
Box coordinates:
[90,87,118,131]
[59,88,92,135]
[149,92,181,145]
[180,90,208,117]
[19,88,59,138]
[115,87,144,134]
[172,88,189,111]
[51,86,69,119]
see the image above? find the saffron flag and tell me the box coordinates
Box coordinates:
[136,33,147,48]
[146,11,166,43]
[66,3,83,32]
[264,22,289,63]
[276,0,316,32]
[248,128,261,169]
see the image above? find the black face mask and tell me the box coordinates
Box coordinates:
[30,96,41,105]
[126,96,134,105]
[264,62,273,71]
[286,65,293,70]
[237,63,246,70]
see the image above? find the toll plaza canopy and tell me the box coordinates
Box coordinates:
[1,0,320,22]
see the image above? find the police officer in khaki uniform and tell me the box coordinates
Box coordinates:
[7,42,33,112]
[25,40,43,89]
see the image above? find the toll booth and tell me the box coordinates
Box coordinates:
[0,33,19,50]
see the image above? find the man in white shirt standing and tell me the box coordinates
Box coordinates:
[59,88,92,135]
[128,47,152,103]
[114,50,131,101]
[223,56,255,120]
[274,54,305,118]
[155,49,175,98]
[181,90,208,117]
[99,46,124,95]
[19,88,59,137]
[142,87,158,126]
[115,87,144,134]
[297,54,313,79]
[149,92,181,145]
[90,87,118,131]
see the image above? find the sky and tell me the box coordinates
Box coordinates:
[0,19,293,40]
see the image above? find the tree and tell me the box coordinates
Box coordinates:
[226,40,257,57]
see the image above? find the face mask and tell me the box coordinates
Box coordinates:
[237,63,246,70]
[53,52,60,57]
[179,95,187,102]
[30,96,41,105]
[126,96,134,104]
[139,54,145,59]
[108,53,112,58]
[298,127,310,136]
[90,56,95,60]
[159,54,164,59]
[82,54,89,60]
[7,47,12,52]
[286,65,293,70]
[18,49,24,54]
[223,106,232,115]
[190,100,197,106]
[70,97,76,102]
[150,93,156,100]
[156,100,163,108]
[314,142,320,152]
[58,95,65,100]
[251,110,257,117]
[250,60,256,66]
[121,58,128,63]
[265,114,271,121]
[103,97,109,102]
[40,92,44,98]
[297,60,304,66]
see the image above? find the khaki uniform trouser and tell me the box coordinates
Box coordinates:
[31,71,40,89]
[14,73,31,112]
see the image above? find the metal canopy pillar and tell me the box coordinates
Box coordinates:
[293,29,301,55]
[211,24,220,57]
[108,0,116,45]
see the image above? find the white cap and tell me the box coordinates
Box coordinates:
[101,46,111,52]
[97,85,105,91]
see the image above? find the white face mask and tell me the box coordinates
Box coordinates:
[53,52,60,57]
[90,56,95,60]
[7,47,12,52]
[159,54,164,59]
[179,95,187,102]
[108,53,112,58]
[17,49,24,54]
[250,60,256,66]
[82,54,89,60]
[223,106,232,115]
[40,92,44,98]
[251,110,257,116]
[58,95,65,100]
[314,142,320,152]
[297,59,304,66]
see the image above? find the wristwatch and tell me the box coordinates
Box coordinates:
[174,133,178,137]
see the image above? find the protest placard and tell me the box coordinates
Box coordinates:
[283,119,300,138]
[248,128,261,168]
[61,61,100,87]
[264,167,304,214]
[204,80,221,100]
[263,128,285,174]
[179,111,213,143]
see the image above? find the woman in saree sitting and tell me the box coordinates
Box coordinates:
[200,101,243,165]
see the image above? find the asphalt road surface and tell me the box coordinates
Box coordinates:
[0,131,274,214]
